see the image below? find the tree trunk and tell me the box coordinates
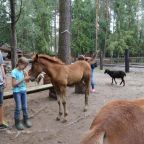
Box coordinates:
[43,75,57,100]
[58,0,71,64]
[10,0,17,68]
[100,50,103,70]
[96,0,99,52]
[75,82,85,94]
[125,49,129,73]
[104,0,109,58]
[54,5,57,53]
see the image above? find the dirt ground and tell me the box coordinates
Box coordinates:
[1,67,144,144]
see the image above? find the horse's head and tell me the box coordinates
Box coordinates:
[28,54,44,81]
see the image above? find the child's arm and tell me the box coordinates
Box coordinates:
[12,77,25,87]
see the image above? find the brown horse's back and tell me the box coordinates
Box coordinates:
[68,60,90,72]
[81,99,144,144]
[66,60,91,86]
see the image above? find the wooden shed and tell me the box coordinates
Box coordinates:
[0,43,23,59]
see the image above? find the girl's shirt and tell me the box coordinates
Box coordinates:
[91,62,97,69]
[11,68,26,92]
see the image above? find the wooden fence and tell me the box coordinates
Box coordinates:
[4,84,53,100]
[97,57,144,64]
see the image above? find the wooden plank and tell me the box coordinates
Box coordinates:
[4,84,53,100]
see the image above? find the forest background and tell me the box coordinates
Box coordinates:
[0,0,144,64]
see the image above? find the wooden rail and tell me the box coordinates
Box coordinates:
[4,84,53,100]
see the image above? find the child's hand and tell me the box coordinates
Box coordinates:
[24,76,30,83]
[24,71,30,83]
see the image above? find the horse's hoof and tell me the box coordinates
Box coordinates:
[62,119,67,123]
[83,107,88,112]
[56,117,61,121]
[64,112,68,117]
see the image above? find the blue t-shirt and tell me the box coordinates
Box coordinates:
[11,68,26,92]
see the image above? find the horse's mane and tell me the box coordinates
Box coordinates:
[37,54,65,65]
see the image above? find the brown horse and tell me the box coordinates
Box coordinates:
[81,99,144,144]
[28,54,91,122]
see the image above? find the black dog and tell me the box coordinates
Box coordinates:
[104,69,126,86]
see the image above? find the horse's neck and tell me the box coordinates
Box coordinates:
[39,58,56,76]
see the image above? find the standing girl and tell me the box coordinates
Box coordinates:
[11,57,32,130]
[90,63,96,92]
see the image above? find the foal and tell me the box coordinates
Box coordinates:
[29,54,91,122]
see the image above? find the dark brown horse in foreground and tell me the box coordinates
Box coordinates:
[29,54,91,122]
[81,99,144,144]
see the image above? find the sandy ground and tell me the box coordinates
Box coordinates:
[1,67,144,144]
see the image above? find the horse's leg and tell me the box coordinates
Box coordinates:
[84,80,90,112]
[56,94,63,121]
[61,88,68,122]
[61,95,68,122]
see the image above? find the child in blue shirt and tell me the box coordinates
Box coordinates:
[11,57,32,130]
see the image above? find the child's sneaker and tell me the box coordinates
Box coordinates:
[91,89,96,93]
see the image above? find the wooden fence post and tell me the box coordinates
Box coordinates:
[125,49,129,73]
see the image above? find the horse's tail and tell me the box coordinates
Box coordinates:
[80,127,105,144]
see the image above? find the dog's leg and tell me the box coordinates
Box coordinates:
[111,78,114,84]
[114,78,117,84]
[123,78,125,86]
[120,78,125,86]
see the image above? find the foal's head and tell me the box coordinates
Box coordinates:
[28,54,64,81]
[28,54,44,81]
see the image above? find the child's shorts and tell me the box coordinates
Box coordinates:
[0,85,4,105]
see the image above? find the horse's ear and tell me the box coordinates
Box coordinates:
[36,54,39,59]
[33,53,39,61]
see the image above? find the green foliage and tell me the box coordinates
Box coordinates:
[105,0,144,57]
[16,0,56,53]
[71,0,96,55]
[0,0,144,58]
[0,0,10,43]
